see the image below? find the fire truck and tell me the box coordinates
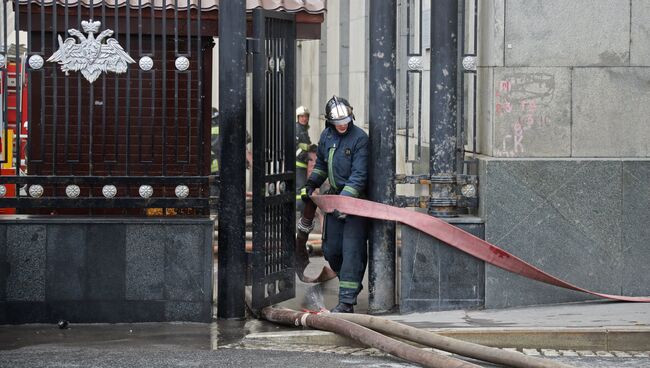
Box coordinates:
[0,52,29,214]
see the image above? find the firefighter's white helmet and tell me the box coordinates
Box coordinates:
[296,105,310,120]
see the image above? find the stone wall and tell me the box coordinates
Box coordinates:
[479,159,650,308]
[0,217,213,324]
[478,0,650,158]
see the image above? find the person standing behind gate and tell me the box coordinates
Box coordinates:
[295,105,315,212]
[301,96,369,313]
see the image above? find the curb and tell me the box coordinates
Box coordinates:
[244,326,650,351]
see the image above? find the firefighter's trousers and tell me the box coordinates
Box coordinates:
[323,213,369,305]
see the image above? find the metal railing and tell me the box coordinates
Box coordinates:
[0,0,215,214]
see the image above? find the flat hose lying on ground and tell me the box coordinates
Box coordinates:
[311,195,650,302]
[333,313,574,368]
[261,307,481,368]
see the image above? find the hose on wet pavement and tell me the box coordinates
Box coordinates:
[261,307,482,368]
[333,313,575,368]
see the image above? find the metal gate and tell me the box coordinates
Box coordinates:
[0,0,215,215]
[250,9,296,309]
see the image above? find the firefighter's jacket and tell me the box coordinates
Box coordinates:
[308,123,368,198]
[295,122,312,169]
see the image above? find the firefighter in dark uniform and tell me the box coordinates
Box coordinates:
[301,96,369,313]
[295,106,313,212]
[210,108,220,175]
[210,108,220,204]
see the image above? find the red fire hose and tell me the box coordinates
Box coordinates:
[310,195,650,302]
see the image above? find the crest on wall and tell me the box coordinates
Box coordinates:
[47,20,135,83]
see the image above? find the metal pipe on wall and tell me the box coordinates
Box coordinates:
[217,0,247,319]
[429,0,460,218]
[368,0,397,314]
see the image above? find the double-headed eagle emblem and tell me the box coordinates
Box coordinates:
[47,20,135,83]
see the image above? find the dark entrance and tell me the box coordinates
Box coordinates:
[250,9,296,310]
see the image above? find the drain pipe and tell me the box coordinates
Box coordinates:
[262,307,481,368]
[334,313,575,368]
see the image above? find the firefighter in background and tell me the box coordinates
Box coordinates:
[301,96,369,313]
[210,108,220,204]
[210,108,220,176]
[295,105,315,212]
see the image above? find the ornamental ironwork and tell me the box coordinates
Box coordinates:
[47,20,135,83]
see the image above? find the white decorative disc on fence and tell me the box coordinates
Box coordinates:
[0,185,6,198]
[29,55,45,70]
[102,185,117,198]
[175,185,189,198]
[65,185,81,198]
[139,185,153,199]
[29,185,44,198]
[175,56,189,71]
[139,56,153,71]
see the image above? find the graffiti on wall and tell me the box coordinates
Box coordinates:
[494,72,557,157]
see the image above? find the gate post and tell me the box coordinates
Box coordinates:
[368,0,397,314]
[429,0,460,217]
[217,0,247,319]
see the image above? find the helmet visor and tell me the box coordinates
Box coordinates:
[327,103,353,126]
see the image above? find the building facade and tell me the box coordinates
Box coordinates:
[298,0,650,309]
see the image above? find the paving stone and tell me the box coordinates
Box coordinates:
[631,351,649,357]
[577,350,596,357]
[541,349,559,356]
[595,351,614,357]
[612,351,632,357]
[522,349,540,356]
[560,350,579,357]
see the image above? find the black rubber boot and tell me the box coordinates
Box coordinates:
[330,302,354,313]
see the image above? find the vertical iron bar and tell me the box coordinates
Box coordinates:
[51,0,57,175]
[149,2,154,164]
[63,0,69,162]
[185,4,191,164]
[368,0,397,314]
[284,16,296,298]
[2,0,6,166]
[197,0,203,176]
[39,0,44,162]
[88,0,94,173]
[429,0,459,218]
[101,0,106,163]
[161,0,167,177]
[76,0,81,164]
[125,0,131,175]
[217,0,247,319]
[137,0,142,163]
[173,0,178,162]
[113,0,119,163]
[13,0,20,178]
[26,0,31,165]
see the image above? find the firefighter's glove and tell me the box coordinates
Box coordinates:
[332,209,347,221]
[297,216,315,234]
[300,180,317,203]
